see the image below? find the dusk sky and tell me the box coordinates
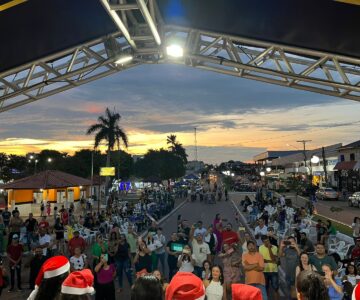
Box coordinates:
[1,63,359,164]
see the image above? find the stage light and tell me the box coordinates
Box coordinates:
[166,44,184,58]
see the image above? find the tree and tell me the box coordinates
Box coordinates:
[134,149,185,181]
[86,107,128,167]
[166,134,188,164]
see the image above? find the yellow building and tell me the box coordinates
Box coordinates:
[1,170,92,207]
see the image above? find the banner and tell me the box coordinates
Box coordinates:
[100,167,115,176]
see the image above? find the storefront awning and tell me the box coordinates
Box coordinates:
[333,161,357,171]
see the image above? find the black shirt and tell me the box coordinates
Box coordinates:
[25,218,37,232]
[116,242,130,261]
[54,223,64,240]
[135,253,152,272]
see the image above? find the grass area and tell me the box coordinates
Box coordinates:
[312,214,353,237]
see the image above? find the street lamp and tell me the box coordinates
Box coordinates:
[311,155,320,164]
[47,158,52,163]
[28,156,39,174]
[266,167,272,173]
[260,171,265,177]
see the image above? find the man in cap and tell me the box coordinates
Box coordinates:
[190,225,211,278]
[7,234,23,292]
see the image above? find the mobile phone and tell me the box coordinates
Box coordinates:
[171,243,184,252]
[238,226,245,231]
[283,241,291,246]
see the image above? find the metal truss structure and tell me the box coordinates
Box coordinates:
[1,0,360,113]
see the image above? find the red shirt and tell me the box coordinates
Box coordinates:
[61,212,69,225]
[38,221,49,229]
[352,247,360,260]
[68,237,86,255]
[7,244,23,265]
[221,230,239,246]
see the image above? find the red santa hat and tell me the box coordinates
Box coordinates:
[232,283,263,300]
[165,272,205,300]
[27,256,70,300]
[61,269,94,295]
[353,283,360,300]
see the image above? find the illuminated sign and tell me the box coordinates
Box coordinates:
[100,167,115,176]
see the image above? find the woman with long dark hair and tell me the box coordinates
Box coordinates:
[94,253,116,300]
[134,238,152,273]
[203,265,227,300]
[344,262,360,286]
[131,275,163,300]
[108,232,119,264]
[296,270,329,300]
[295,252,317,280]
[28,256,70,300]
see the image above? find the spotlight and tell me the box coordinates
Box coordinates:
[166,44,184,58]
[115,55,133,65]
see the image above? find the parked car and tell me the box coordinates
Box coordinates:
[315,187,339,200]
[348,192,360,207]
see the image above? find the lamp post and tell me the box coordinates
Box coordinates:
[28,156,39,174]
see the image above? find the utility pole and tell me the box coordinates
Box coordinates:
[322,146,328,186]
[194,127,198,162]
[297,140,312,167]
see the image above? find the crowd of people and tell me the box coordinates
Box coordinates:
[240,188,360,300]
[1,181,360,300]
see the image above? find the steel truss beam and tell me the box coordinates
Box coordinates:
[1,6,360,113]
[0,0,163,113]
[164,26,360,102]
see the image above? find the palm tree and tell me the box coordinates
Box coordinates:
[86,107,128,167]
[166,134,188,164]
[166,134,177,152]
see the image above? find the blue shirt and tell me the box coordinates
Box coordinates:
[328,278,343,300]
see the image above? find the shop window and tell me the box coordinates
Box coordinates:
[350,153,355,161]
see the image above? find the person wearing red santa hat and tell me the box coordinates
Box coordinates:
[165,272,206,300]
[352,282,360,300]
[27,255,70,300]
[59,269,94,300]
[231,283,263,300]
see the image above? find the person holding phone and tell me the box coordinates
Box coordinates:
[95,253,116,300]
[177,245,195,272]
[166,232,182,280]
[134,238,152,273]
[219,243,241,294]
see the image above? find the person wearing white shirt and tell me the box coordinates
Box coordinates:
[254,218,268,247]
[177,245,195,273]
[190,226,211,278]
[154,228,167,274]
[38,228,51,256]
[194,221,207,239]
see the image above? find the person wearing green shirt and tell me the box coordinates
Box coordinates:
[92,234,108,269]
[309,243,337,276]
